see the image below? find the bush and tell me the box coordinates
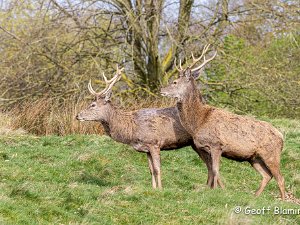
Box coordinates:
[205,34,300,118]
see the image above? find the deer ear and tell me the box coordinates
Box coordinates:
[184,68,192,80]
[104,91,112,103]
[191,68,203,80]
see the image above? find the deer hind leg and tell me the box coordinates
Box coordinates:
[250,158,272,197]
[149,147,162,189]
[262,156,285,200]
[147,153,157,189]
[193,146,224,189]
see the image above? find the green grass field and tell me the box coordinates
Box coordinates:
[0,119,299,224]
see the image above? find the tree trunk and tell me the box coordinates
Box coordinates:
[144,0,163,89]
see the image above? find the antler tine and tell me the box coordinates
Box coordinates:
[174,58,180,72]
[189,44,211,69]
[115,65,124,78]
[191,51,217,72]
[101,66,124,95]
[88,66,124,97]
[88,79,97,95]
[179,59,183,70]
[102,72,108,83]
[93,72,111,96]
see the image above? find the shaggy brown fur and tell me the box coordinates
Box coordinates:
[76,81,223,189]
[161,68,285,199]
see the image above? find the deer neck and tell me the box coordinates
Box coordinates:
[176,82,208,135]
[100,106,136,144]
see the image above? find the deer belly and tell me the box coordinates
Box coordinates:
[195,132,258,160]
[132,143,150,153]
[221,141,257,161]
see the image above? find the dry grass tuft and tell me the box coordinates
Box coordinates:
[0,112,27,135]
[9,98,103,136]
[6,96,175,136]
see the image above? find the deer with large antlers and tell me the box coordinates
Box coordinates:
[76,66,223,189]
[161,45,285,199]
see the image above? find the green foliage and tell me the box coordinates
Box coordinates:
[205,33,300,118]
[224,35,246,53]
[0,119,299,224]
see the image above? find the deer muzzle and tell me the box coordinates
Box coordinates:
[76,113,85,121]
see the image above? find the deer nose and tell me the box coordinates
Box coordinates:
[160,91,167,96]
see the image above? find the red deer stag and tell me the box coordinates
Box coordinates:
[160,45,285,199]
[76,66,223,189]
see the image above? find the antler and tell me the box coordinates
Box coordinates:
[88,65,124,96]
[173,44,216,74]
[190,44,217,72]
[174,58,184,72]
[190,44,210,70]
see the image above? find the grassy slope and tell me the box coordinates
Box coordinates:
[0,119,299,225]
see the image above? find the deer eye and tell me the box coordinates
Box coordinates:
[173,81,177,84]
[90,103,97,108]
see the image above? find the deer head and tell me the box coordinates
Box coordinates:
[161,44,216,100]
[76,66,124,121]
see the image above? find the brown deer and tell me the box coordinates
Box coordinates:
[76,66,223,189]
[160,45,285,199]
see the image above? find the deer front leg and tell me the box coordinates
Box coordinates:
[147,153,157,188]
[196,149,213,186]
[211,150,222,189]
[193,146,224,188]
[149,146,162,189]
